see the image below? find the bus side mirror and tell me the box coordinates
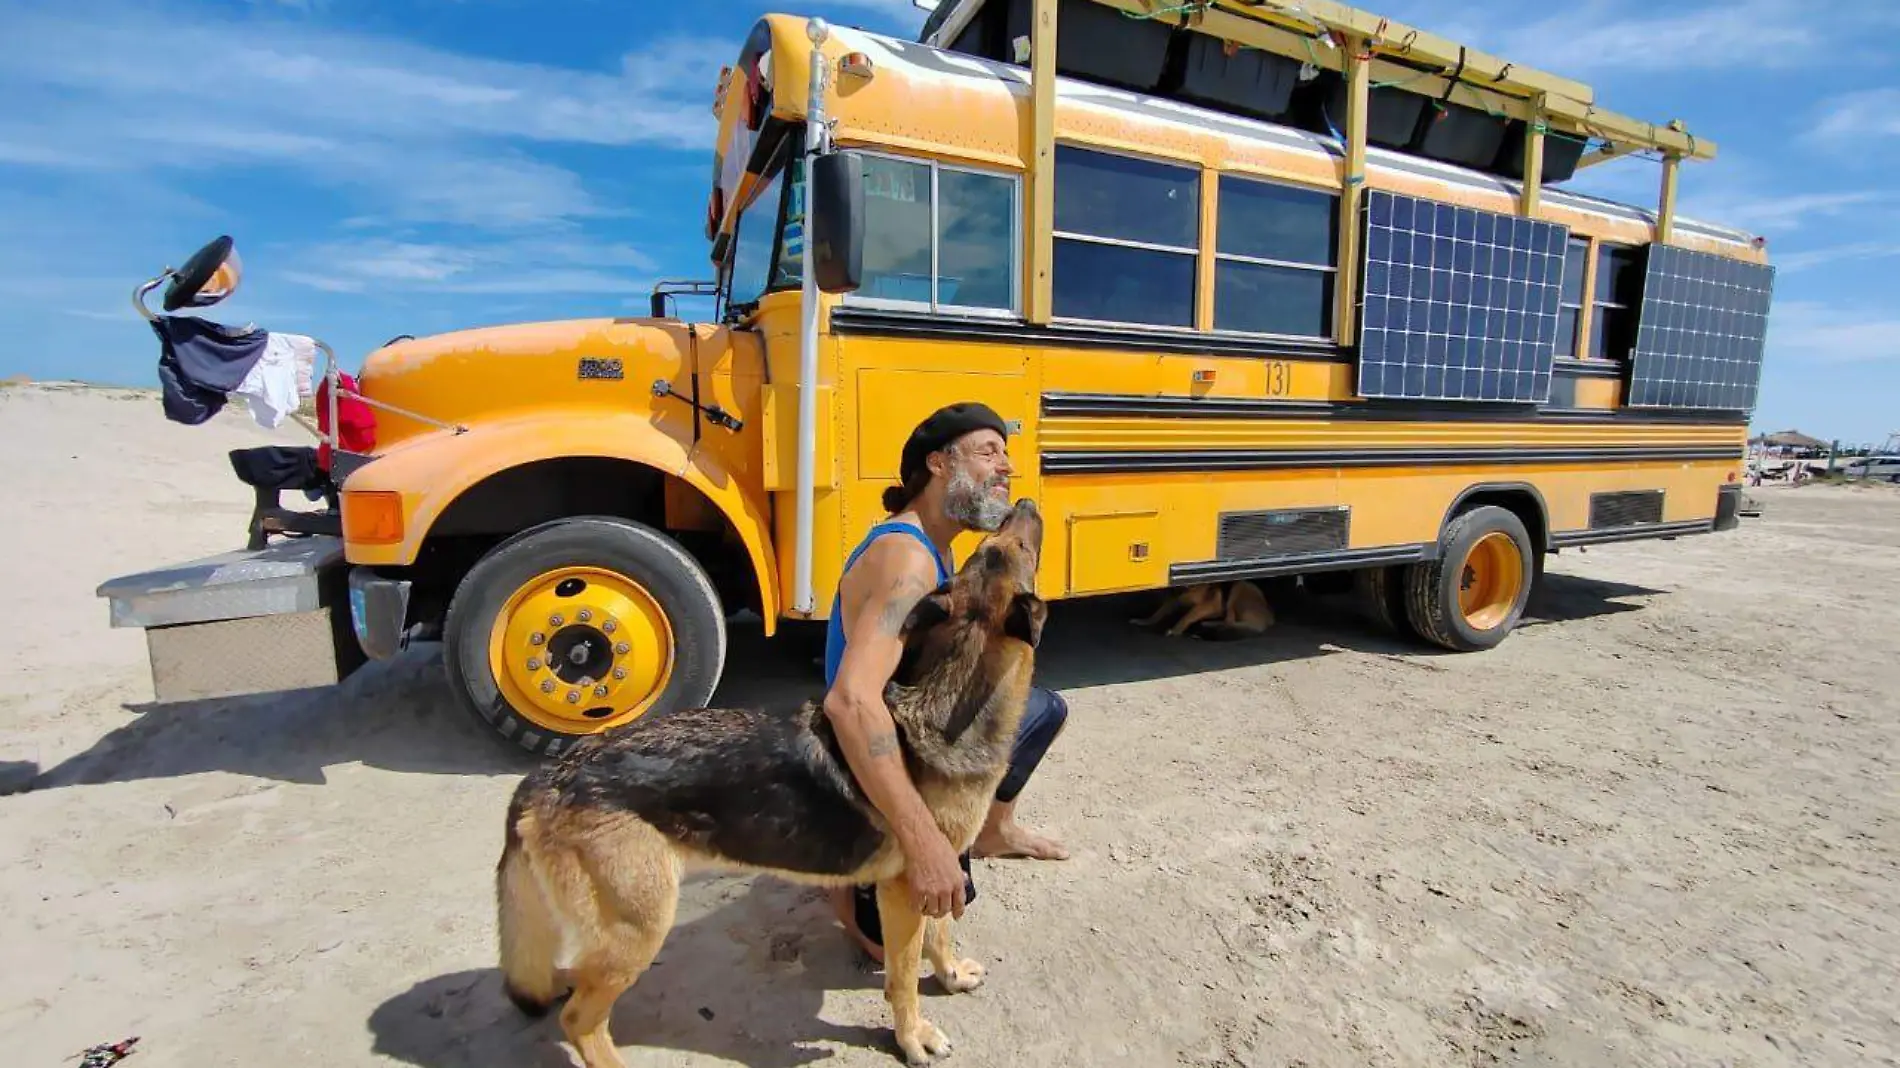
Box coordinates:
[810,150,864,293]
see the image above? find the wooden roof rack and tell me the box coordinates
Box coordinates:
[922,0,1716,166]
[912,0,1727,328]
[1161,0,1713,163]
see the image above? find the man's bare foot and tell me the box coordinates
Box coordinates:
[971,822,1069,861]
[826,886,885,965]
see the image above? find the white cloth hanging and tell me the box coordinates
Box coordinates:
[230,331,319,429]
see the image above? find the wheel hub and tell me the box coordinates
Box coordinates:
[488,566,675,733]
[1457,531,1524,632]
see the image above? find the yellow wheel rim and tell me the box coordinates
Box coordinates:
[1458,531,1524,632]
[487,566,674,735]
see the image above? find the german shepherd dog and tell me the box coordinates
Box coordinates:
[1129,578,1273,640]
[494,498,1048,1068]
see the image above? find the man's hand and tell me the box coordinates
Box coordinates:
[904,822,967,919]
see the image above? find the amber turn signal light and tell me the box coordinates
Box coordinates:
[342,490,405,545]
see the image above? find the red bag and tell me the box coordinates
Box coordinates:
[315,372,376,471]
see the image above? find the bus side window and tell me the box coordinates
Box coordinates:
[1051,145,1199,328]
[1556,238,1588,356]
[727,164,789,311]
[837,153,1020,316]
[1591,243,1641,360]
[1213,174,1338,339]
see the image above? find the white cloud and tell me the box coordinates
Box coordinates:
[1393,0,1900,77]
[1814,89,1900,141]
[1682,190,1891,235]
[1772,240,1900,272]
[280,235,661,296]
[0,2,728,229]
[1766,300,1900,365]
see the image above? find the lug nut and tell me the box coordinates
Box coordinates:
[549,614,564,628]
[540,680,555,694]
[578,676,595,688]
[612,667,627,681]
[602,619,617,633]
[527,657,542,671]
[578,609,593,623]
[529,632,546,646]
[614,642,630,655]
[594,684,609,697]
[566,691,581,704]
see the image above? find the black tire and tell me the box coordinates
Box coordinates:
[442,516,727,757]
[1402,505,1535,652]
[1355,564,1417,639]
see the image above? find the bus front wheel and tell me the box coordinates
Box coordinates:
[1403,505,1535,652]
[442,516,727,757]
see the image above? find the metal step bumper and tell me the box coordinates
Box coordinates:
[96,536,369,703]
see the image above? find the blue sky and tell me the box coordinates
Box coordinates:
[3,0,1896,444]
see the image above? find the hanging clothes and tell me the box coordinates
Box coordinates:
[315,371,376,472]
[150,315,269,426]
[230,331,320,430]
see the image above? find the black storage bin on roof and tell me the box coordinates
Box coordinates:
[1003,0,1175,93]
[1173,33,1302,120]
[1495,120,1587,184]
[1288,72,1426,148]
[1409,100,1509,169]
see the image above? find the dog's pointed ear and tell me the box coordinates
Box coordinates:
[1004,591,1048,648]
[900,584,953,638]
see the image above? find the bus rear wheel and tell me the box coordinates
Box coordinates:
[1403,505,1534,652]
[443,516,727,757]
[1355,564,1416,639]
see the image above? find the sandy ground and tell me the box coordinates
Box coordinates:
[3,381,1897,1068]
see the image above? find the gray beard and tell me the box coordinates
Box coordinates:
[945,466,1009,532]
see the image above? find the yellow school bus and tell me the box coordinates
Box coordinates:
[99,0,1768,756]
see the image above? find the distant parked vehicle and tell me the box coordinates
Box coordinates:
[1842,456,1900,483]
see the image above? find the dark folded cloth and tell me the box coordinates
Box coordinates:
[151,315,269,426]
[229,446,326,493]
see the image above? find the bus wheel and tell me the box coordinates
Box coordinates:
[443,516,727,757]
[1355,565,1415,639]
[1403,505,1534,652]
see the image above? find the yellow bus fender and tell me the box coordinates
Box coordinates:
[341,412,781,636]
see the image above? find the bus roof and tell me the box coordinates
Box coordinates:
[729,14,1758,257]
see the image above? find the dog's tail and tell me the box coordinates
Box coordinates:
[496,804,564,1017]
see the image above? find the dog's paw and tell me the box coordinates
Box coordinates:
[898,1019,952,1065]
[936,957,985,994]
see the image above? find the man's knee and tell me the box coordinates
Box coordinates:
[1022,687,1069,746]
[997,688,1067,803]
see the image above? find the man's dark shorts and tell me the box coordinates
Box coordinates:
[850,685,1068,948]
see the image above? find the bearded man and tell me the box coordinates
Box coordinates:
[819,402,1071,963]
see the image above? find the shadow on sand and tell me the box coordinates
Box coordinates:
[1517,571,1663,629]
[367,879,909,1068]
[32,571,1664,792]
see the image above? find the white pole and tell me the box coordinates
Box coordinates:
[793,16,829,615]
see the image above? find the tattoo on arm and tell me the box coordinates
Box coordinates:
[867,730,900,759]
[875,572,931,635]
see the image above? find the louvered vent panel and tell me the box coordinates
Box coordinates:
[1589,490,1664,529]
[1216,507,1350,560]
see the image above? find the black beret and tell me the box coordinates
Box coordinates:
[900,401,1008,485]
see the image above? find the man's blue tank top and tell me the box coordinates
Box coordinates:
[823,521,952,689]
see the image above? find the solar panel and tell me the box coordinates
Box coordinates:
[1626,244,1775,411]
[1356,190,1569,403]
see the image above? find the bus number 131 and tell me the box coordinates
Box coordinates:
[1265,361,1292,397]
